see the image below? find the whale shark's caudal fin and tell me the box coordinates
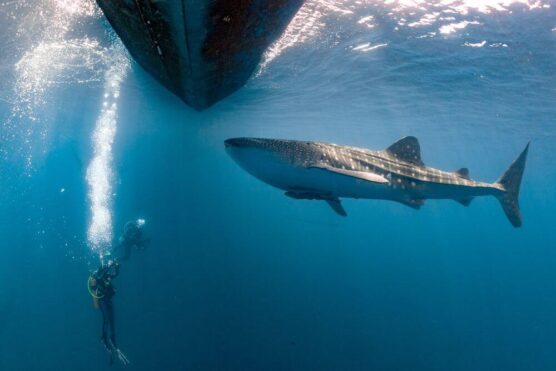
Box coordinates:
[495,143,529,228]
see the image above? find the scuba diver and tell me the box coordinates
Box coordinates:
[116,219,149,261]
[88,258,130,366]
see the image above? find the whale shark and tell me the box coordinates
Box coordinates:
[225,137,529,227]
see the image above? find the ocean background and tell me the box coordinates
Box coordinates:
[1,0,555,370]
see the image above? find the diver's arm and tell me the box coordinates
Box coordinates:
[110,262,120,278]
[88,276,101,308]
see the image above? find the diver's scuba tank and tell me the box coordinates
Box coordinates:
[88,255,119,306]
[87,273,104,308]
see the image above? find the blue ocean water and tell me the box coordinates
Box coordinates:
[1,0,555,370]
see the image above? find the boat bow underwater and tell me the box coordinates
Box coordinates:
[225,136,529,227]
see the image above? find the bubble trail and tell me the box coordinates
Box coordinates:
[86,42,129,258]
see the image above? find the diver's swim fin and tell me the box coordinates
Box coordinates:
[101,338,115,365]
[102,338,130,366]
[115,348,131,366]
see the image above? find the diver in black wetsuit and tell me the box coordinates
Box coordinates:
[88,259,130,366]
[91,260,119,347]
[116,219,149,261]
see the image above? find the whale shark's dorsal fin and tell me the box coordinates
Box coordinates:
[455,168,470,179]
[386,136,424,166]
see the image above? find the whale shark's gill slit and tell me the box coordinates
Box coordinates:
[86,42,129,258]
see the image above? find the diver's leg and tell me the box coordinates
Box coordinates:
[99,301,109,343]
[138,238,150,250]
[99,301,115,364]
[120,244,131,262]
[107,300,117,348]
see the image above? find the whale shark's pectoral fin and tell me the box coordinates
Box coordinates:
[308,165,389,184]
[325,199,347,217]
[285,190,347,217]
[397,199,425,210]
[285,190,323,200]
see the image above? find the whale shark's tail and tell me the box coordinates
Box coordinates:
[495,143,530,228]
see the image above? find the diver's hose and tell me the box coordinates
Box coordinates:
[87,276,105,299]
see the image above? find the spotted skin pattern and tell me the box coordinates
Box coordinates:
[229,137,500,195]
[225,136,528,226]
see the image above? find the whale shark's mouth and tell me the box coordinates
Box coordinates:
[224,138,248,148]
[225,138,275,165]
[224,138,271,149]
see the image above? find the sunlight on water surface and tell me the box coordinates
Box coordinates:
[260,0,551,70]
